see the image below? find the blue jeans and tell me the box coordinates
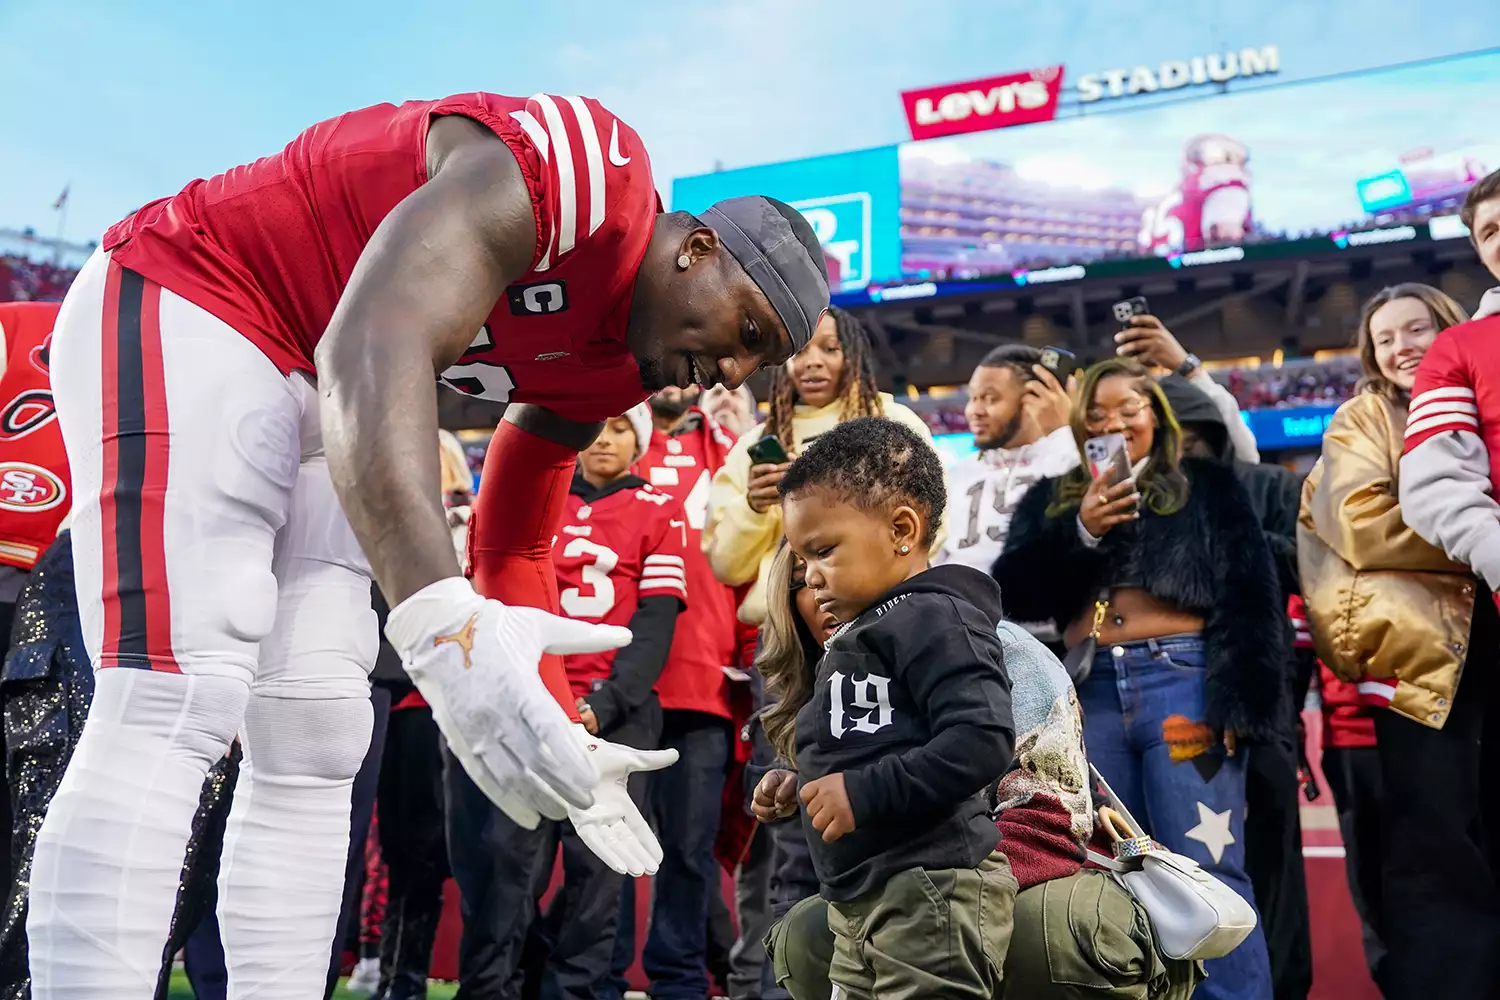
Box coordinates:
[1079,634,1272,1000]
[642,711,731,999]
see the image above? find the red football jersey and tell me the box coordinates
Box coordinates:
[553,478,689,699]
[635,410,740,718]
[101,93,659,423]
[0,303,70,569]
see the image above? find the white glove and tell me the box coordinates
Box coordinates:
[385,577,631,829]
[567,725,679,876]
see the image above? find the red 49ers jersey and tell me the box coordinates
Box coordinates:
[636,410,740,718]
[553,477,689,699]
[0,303,70,569]
[102,93,659,423]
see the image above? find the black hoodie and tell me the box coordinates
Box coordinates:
[793,563,1014,902]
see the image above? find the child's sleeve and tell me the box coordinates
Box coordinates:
[840,599,1015,828]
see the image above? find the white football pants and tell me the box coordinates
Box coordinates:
[28,249,377,999]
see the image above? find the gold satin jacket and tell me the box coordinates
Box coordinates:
[1298,391,1478,729]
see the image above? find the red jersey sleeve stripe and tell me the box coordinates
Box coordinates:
[532,95,580,258]
[1408,385,1476,418]
[1406,410,1479,440]
[508,109,550,162]
[564,96,606,239]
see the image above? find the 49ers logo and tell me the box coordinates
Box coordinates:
[0,389,56,441]
[0,463,65,512]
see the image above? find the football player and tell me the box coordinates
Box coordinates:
[31,93,827,998]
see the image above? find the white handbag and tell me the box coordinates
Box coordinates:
[1086,765,1258,962]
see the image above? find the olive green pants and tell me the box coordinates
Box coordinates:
[772,852,1016,1000]
[767,868,1203,1000]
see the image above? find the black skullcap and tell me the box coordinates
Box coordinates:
[701,196,829,352]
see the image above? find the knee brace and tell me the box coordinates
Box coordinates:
[218,694,373,999]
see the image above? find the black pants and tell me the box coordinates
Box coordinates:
[1322,744,1384,986]
[641,710,731,1000]
[1243,735,1312,1000]
[446,700,660,1000]
[1373,594,1500,1000]
[378,705,450,1000]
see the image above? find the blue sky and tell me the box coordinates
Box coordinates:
[2,0,1497,243]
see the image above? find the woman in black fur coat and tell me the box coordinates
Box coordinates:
[995,357,1285,1000]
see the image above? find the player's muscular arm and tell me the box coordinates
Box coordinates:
[318,116,537,605]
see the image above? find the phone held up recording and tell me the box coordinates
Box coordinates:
[1085,433,1135,488]
[746,435,791,467]
[1039,345,1076,374]
[1112,296,1150,327]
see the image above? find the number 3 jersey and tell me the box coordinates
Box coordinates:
[100,92,660,424]
[552,473,689,699]
[792,564,1014,902]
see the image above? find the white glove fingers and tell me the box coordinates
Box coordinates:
[425,692,543,830]
[536,613,634,656]
[613,819,655,877]
[623,747,680,774]
[576,819,630,875]
[621,799,665,874]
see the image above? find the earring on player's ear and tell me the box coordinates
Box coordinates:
[677,254,691,269]
[899,544,911,554]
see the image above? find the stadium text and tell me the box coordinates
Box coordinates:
[1077,45,1280,103]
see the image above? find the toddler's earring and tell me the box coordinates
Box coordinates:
[899,544,910,554]
[677,254,691,269]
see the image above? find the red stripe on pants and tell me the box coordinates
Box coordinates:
[137,279,177,671]
[98,261,123,664]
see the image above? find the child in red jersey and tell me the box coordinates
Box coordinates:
[447,404,685,999]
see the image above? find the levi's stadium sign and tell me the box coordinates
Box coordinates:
[901,67,1065,141]
[900,45,1280,141]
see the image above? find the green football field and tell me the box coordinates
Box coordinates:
[164,969,460,999]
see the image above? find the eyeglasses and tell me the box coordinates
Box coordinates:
[1084,402,1149,426]
[789,575,807,593]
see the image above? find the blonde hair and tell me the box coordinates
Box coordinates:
[439,430,472,496]
[756,543,823,765]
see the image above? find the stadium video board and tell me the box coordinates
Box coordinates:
[898,49,1500,284]
[671,49,1500,306]
[672,147,903,292]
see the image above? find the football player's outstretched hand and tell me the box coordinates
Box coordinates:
[386,577,631,828]
[566,728,678,875]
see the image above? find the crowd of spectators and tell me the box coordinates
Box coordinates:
[0,254,79,303]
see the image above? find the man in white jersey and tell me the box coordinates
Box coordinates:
[936,347,1079,640]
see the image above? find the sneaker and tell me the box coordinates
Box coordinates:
[346,957,382,996]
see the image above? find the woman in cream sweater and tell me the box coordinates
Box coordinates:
[703,307,940,624]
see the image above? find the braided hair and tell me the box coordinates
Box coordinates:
[761,306,883,449]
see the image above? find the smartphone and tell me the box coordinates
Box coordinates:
[1039,346,1077,374]
[747,436,791,466]
[1111,296,1150,327]
[1084,433,1133,485]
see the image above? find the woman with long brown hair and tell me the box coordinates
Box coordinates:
[995,355,1284,1000]
[1298,283,1496,998]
